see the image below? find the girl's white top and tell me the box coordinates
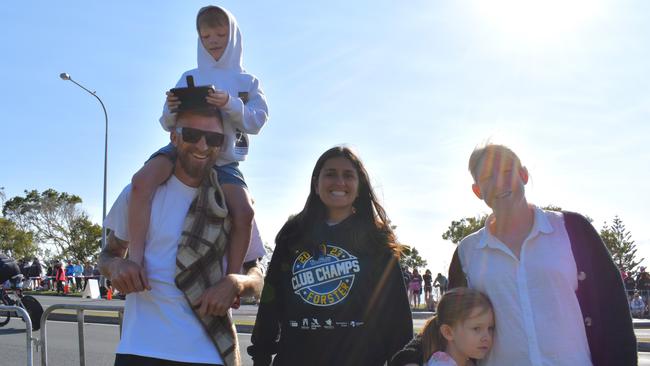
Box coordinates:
[426,351,458,366]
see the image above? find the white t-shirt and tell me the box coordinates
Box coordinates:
[103,175,265,364]
[457,207,592,366]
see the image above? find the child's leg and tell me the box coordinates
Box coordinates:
[221,184,254,275]
[128,155,174,265]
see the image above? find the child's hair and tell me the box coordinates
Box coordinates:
[468,143,523,183]
[196,6,229,30]
[420,287,493,362]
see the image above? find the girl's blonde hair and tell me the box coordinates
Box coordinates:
[420,287,493,362]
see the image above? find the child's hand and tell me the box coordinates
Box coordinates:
[206,89,230,108]
[194,275,239,317]
[231,295,241,309]
[166,91,181,112]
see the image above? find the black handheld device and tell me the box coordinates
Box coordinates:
[169,75,216,112]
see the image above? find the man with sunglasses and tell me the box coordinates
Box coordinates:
[99,107,265,366]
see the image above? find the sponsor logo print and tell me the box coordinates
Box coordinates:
[290,317,363,331]
[291,244,361,306]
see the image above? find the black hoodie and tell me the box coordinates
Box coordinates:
[249,215,413,365]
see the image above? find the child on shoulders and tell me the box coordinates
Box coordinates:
[128,5,268,279]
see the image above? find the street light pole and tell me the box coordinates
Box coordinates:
[59,73,108,249]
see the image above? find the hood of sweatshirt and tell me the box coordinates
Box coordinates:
[196,5,244,72]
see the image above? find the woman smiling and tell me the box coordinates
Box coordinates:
[248,146,413,366]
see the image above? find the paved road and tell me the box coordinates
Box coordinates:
[3,317,650,366]
[0,317,254,366]
[3,295,649,365]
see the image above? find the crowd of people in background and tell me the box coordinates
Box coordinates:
[398,261,650,327]
[624,266,650,318]
[5,256,101,295]
[402,267,448,311]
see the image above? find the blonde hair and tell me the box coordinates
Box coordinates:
[420,288,493,363]
[468,143,523,183]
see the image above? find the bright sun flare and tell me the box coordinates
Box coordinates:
[472,0,605,47]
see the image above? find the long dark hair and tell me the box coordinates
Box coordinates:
[420,288,493,362]
[276,146,399,256]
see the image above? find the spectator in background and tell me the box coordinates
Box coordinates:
[1,253,21,285]
[434,272,449,296]
[630,292,646,318]
[409,268,423,309]
[636,267,650,302]
[83,262,94,290]
[44,262,54,291]
[19,258,31,289]
[423,269,433,309]
[55,262,66,295]
[624,271,637,299]
[65,260,74,289]
[29,257,43,290]
[18,258,28,277]
[73,262,83,291]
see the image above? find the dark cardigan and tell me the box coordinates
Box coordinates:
[390,211,637,366]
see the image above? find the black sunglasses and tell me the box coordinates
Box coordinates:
[175,127,225,147]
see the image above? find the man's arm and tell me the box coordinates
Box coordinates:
[97,230,150,294]
[195,260,264,317]
[97,230,128,277]
[233,260,264,298]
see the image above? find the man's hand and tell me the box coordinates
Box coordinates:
[108,259,151,295]
[206,89,230,108]
[194,274,241,317]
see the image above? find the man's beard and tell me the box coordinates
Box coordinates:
[177,149,216,181]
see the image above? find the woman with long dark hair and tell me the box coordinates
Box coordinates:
[249,146,413,365]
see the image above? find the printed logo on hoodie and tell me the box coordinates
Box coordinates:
[291,244,360,306]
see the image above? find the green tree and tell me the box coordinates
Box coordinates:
[442,205,565,244]
[65,217,102,263]
[0,217,37,258]
[400,245,428,270]
[600,216,642,274]
[442,215,487,244]
[2,189,99,259]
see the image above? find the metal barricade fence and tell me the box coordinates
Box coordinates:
[40,304,124,366]
[0,304,36,366]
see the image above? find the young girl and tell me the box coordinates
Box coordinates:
[420,288,494,366]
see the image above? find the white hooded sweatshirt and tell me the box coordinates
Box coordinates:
[160,6,268,166]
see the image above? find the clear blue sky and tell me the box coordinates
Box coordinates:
[2,1,649,274]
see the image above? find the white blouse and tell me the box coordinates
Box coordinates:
[457,207,592,366]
